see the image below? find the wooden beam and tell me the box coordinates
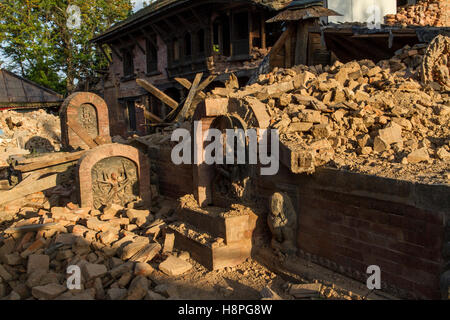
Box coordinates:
[140,28,157,47]
[128,34,145,54]
[13,151,85,173]
[109,44,123,61]
[148,23,169,40]
[295,20,316,66]
[270,24,295,57]
[174,77,206,99]
[190,8,206,27]
[0,174,59,205]
[99,44,112,63]
[136,103,163,123]
[143,110,163,123]
[197,74,217,92]
[68,118,98,149]
[176,72,203,122]
[176,14,190,30]
[136,79,179,110]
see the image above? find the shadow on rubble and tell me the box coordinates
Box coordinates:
[24,136,55,154]
[0,200,269,300]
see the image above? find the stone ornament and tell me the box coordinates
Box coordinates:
[60,92,111,150]
[268,192,297,255]
[77,143,151,209]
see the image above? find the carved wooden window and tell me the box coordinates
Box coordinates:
[197,29,205,56]
[232,11,250,57]
[184,32,192,58]
[173,38,180,62]
[126,100,137,132]
[122,47,135,77]
[146,35,158,73]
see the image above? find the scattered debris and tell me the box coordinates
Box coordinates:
[210,35,450,184]
[385,0,449,27]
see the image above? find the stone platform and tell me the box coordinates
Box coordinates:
[168,204,257,270]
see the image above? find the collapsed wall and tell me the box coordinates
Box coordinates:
[385,0,450,27]
[209,35,450,185]
[0,110,61,167]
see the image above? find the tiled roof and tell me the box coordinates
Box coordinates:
[92,0,290,42]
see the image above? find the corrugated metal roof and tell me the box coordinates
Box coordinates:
[0,69,63,106]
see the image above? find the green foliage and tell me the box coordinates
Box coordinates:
[0,0,132,95]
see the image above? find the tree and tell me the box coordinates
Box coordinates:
[0,0,132,95]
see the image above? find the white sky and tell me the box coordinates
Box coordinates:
[131,0,152,12]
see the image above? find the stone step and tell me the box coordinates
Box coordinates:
[177,206,257,245]
[167,221,252,270]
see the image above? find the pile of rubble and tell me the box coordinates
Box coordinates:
[385,0,449,27]
[211,35,450,184]
[0,190,368,300]
[0,190,197,300]
[0,109,61,167]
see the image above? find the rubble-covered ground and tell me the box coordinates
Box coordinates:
[210,35,450,185]
[0,109,61,167]
[0,188,385,300]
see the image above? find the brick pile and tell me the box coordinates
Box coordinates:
[385,0,449,27]
[0,110,61,167]
[0,192,191,300]
[210,35,450,184]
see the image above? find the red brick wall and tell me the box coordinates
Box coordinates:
[146,141,448,299]
[258,165,448,299]
[149,145,193,199]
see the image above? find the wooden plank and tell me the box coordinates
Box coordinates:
[197,75,217,92]
[0,180,11,191]
[176,73,203,122]
[285,32,292,68]
[136,79,179,110]
[143,110,163,123]
[163,74,216,122]
[68,118,98,149]
[174,77,206,99]
[270,24,294,58]
[14,151,85,173]
[0,174,58,205]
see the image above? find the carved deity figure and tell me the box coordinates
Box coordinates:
[91,157,138,209]
[268,192,297,255]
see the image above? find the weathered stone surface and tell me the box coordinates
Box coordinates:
[32,283,67,300]
[159,255,192,276]
[27,254,49,275]
[134,262,155,277]
[260,286,282,300]
[378,122,403,145]
[126,276,149,300]
[120,239,150,261]
[163,233,175,253]
[407,148,430,163]
[82,263,107,280]
[286,122,313,133]
[145,290,166,300]
[0,264,13,281]
[289,283,322,298]
[106,288,127,300]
